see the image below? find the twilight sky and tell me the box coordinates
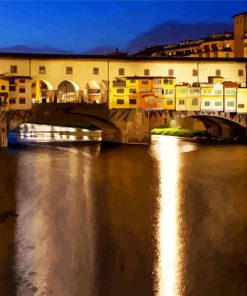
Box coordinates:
[0,1,246,54]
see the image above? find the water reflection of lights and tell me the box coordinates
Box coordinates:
[16,124,101,142]
[152,136,182,296]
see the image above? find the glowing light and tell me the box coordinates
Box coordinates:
[152,136,181,296]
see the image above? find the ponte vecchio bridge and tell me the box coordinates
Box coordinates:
[0,53,247,147]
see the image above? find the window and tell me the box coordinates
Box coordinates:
[9,98,16,104]
[147,99,153,104]
[118,68,125,75]
[179,99,185,105]
[130,79,136,83]
[66,67,73,74]
[215,102,222,106]
[238,70,244,77]
[117,88,124,94]
[153,79,161,84]
[19,79,25,83]
[9,85,16,91]
[206,53,210,58]
[215,90,222,95]
[142,80,148,85]
[225,89,236,95]
[19,87,26,93]
[93,67,99,75]
[129,99,137,105]
[117,99,124,104]
[10,65,17,73]
[214,52,218,58]
[113,81,126,87]
[153,89,163,95]
[19,98,26,104]
[225,53,230,58]
[168,69,174,76]
[167,100,173,105]
[39,66,46,74]
[1,85,5,90]
[164,78,174,85]
[216,69,221,76]
[204,101,210,106]
[227,101,234,107]
[144,69,150,76]
[129,88,136,93]
[193,69,198,76]
[192,98,198,106]
[238,104,244,108]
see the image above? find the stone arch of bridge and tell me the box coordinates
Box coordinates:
[84,80,108,104]
[57,80,80,103]
[189,115,246,137]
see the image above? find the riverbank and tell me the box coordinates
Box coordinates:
[151,127,209,138]
[151,127,247,144]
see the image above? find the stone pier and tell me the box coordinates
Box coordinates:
[102,109,151,145]
[0,112,8,148]
[0,110,32,148]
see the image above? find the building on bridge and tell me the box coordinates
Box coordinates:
[0,53,246,104]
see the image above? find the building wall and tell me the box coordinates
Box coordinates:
[0,57,246,92]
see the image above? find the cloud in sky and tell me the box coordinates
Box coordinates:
[127,22,233,54]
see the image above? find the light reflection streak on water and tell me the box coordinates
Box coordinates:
[16,123,101,142]
[153,136,181,296]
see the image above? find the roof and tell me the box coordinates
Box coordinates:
[232,11,247,18]
[0,75,32,79]
[0,52,245,63]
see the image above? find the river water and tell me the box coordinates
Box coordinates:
[0,124,247,296]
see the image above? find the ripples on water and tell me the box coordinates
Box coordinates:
[0,124,247,296]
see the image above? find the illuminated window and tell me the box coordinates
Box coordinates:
[39,66,46,74]
[142,80,148,85]
[216,69,221,76]
[118,68,125,75]
[129,88,136,93]
[10,65,17,73]
[93,67,99,75]
[130,79,136,83]
[153,88,163,95]
[168,69,174,76]
[167,100,173,105]
[204,101,210,106]
[238,70,244,77]
[117,99,124,104]
[214,52,218,58]
[179,99,185,105]
[153,79,161,84]
[144,69,150,76]
[19,98,26,104]
[117,88,124,94]
[225,53,230,58]
[1,85,5,90]
[19,87,26,93]
[66,67,73,74]
[192,69,198,76]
